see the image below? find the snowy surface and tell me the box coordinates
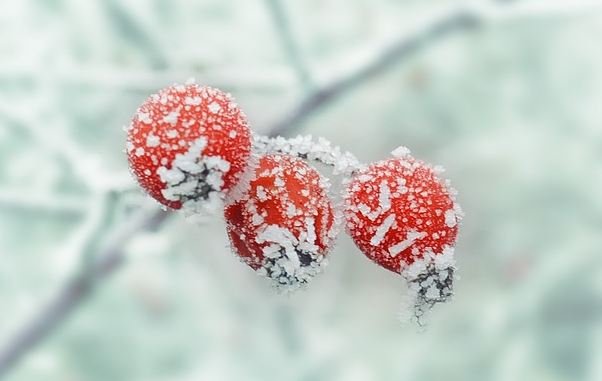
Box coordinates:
[1,1,602,381]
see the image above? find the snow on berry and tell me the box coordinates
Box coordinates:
[224,154,337,292]
[344,147,463,322]
[127,82,251,214]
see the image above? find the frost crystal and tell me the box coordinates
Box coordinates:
[389,230,427,257]
[157,136,231,217]
[400,246,456,325]
[391,145,411,158]
[256,223,329,293]
[370,214,396,246]
[252,134,362,176]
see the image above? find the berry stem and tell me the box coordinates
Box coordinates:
[253,134,363,176]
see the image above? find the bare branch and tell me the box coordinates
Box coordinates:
[0,189,86,218]
[264,0,314,90]
[267,9,480,138]
[0,207,170,376]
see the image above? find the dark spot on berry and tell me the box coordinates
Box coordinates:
[297,250,313,267]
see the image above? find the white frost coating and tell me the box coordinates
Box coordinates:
[358,203,380,221]
[135,147,145,157]
[257,225,297,248]
[163,109,180,125]
[185,96,202,106]
[397,178,408,194]
[370,214,396,246]
[138,111,152,124]
[355,181,392,221]
[391,145,411,158]
[252,134,362,176]
[305,217,316,245]
[156,136,231,218]
[444,209,457,227]
[400,246,456,326]
[389,230,427,257]
[251,213,264,226]
[146,133,160,147]
[204,156,231,172]
[256,225,301,273]
[230,175,336,293]
[256,186,268,201]
[208,102,221,113]
[379,181,391,213]
[157,166,185,185]
[286,203,297,218]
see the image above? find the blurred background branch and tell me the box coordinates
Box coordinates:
[0,2,519,376]
[264,0,315,91]
[1,0,601,379]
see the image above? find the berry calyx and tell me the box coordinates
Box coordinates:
[127,82,251,213]
[224,154,337,292]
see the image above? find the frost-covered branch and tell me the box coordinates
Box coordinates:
[266,7,481,137]
[264,0,314,90]
[265,0,602,138]
[0,103,124,192]
[0,189,86,218]
[0,207,169,376]
[253,134,362,176]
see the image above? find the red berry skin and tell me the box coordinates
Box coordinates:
[127,84,251,209]
[344,154,461,274]
[224,154,335,289]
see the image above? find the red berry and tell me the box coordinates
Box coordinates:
[127,83,251,211]
[344,148,461,274]
[224,154,337,291]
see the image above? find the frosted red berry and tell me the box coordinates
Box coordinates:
[344,149,462,274]
[224,154,336,291]
[127,83,251,210]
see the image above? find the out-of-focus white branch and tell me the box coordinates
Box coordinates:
[0,205,170,376]
[268,0,602,137]
[0,102,131,192]
[0,65,295,92]
[264,0,314,90]
[0,189,86,218]
[477,0,602,21]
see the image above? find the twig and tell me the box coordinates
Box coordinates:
[0,103,115,191]
[253,134,362,176]
[103,0,169,70]
[267,8,481,137]
[0,207,170,376]
[264,0,314,90]
[0,189,86,218]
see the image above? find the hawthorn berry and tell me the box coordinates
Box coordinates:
[127,82,251,212]
[224,154,337,291]
[344,147,462,319]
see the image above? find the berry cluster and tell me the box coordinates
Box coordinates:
[127,81,463,320]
